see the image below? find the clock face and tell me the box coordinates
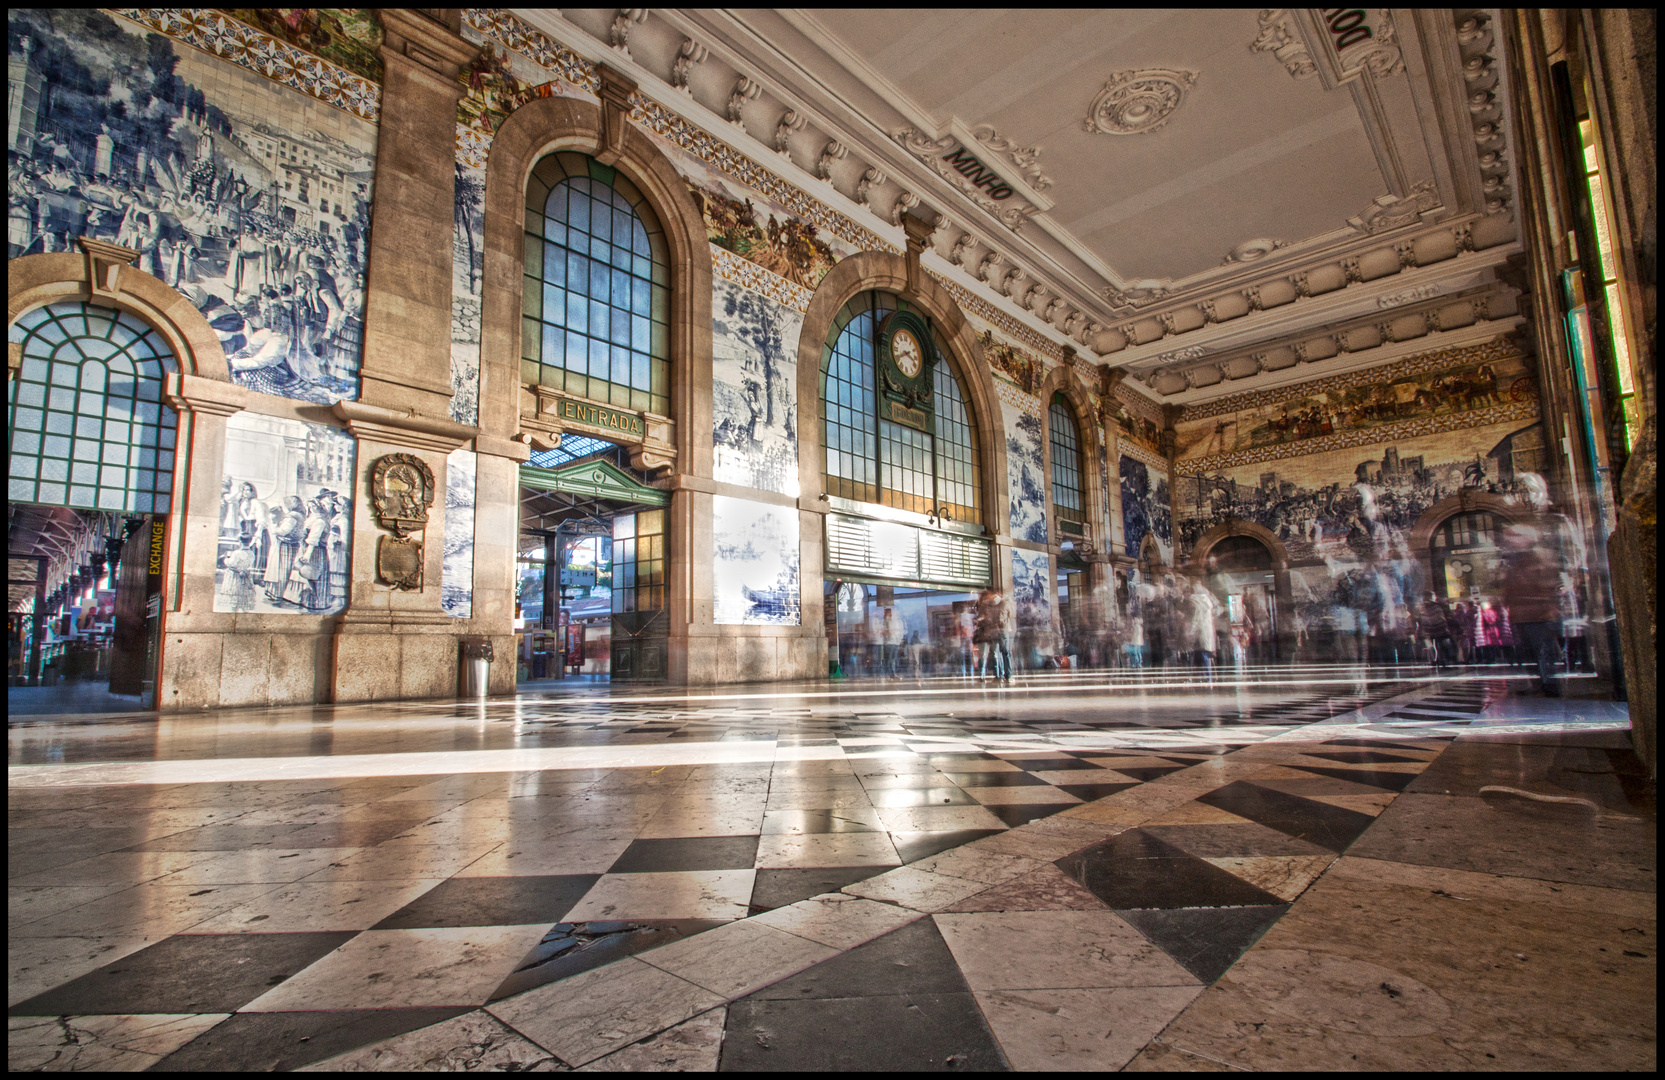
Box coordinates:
[892,329,923,378]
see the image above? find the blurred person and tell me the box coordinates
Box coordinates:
[974,588,1010,681]
[880,606,904,678]
[957,602,977,676]
[1478,600,1502,664]
[1501,524,1566,695]
[1189,580,1219,678]
[1419,592,1454,668]
[1450,598,1476,665]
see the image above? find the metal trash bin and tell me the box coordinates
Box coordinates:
[459,636,495,698]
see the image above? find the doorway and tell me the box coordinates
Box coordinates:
[8,301,178,714]
[1205,534,1280,664]
[517,436,668,684]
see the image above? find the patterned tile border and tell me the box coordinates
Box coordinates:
[1117,437,1168,472]
[1181,399,1540,472]
[1179,336,1523,421]
[457,7,1125,399]
[463,10,893,259]
[1115,382,1164,424]
[994,379,1044,416]
[113,9,381,122]
[631,97,892,257]
[931,273,1067,364]
[711,245,815,312]
[464,7,599,92]
[455,124,494,170]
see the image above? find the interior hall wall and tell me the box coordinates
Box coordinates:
[9,9,390,709]
[1170,337,1544,617]
[445,11,1179,681]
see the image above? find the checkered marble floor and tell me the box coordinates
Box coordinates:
[9,670,1640,1070]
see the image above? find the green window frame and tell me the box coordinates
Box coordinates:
[8,301,178,513]
[819,291,981,525]
[523,152,670,416]
[1049,394,1086,524]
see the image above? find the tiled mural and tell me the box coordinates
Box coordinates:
[1120,454,1172,561]
[712,496,800,626]
[10,10,376,406]
[1004,404,1048,544]
[712,278,802,496]
[1172,419,1546,560]
[215,412,355,615]
[442,448,476,618]
[1174,339,1536,463]
[1009,547,1052,667]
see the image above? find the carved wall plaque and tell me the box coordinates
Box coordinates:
[378,535,423,590]
[371,453,435,538]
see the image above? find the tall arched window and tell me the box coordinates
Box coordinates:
[522,152,670,416]
[8,302,178,512]
[1049,393,1085,527]
[821,292,980,524]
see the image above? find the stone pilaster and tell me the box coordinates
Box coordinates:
[359,10,478,417]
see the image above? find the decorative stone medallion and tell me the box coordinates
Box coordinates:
[371,453,435,538]
[1082,69,1198,135]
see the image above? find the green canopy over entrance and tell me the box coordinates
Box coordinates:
[519,459,667,507]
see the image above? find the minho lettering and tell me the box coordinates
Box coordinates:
[941,147,1014,201]
[1320,8,1373,50]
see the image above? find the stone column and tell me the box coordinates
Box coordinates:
[329,12,481,702]
[359,9,477,417]
[158,371,248,709]
[332,403,477,701]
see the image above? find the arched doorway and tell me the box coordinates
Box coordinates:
[514,151,675,684]
[8,300,179,710]
[1203,534,1280,664]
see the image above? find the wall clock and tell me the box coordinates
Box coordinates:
[877,310,937,432]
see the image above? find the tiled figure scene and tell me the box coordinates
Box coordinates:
[10,10,377,405]
[9,675,1652,1071]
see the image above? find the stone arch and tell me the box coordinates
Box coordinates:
[1138,532,1169,570]
[8,248,251,697]
[1405,490,1522,554]
[8,250,231,382]
[481,88,714,684]
[795,250,1009,535]
[1188,517,1296,659]
[480,91,713,469]
[1188,517,1292,571]
[1407,490,1524,602]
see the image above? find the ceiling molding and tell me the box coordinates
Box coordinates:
[515,7,1528,400]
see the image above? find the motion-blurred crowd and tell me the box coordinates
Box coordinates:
[835,474,1590,695]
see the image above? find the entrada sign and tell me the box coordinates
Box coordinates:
[551,396,644,439]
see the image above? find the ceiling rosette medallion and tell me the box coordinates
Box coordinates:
[1082,68,1198,136]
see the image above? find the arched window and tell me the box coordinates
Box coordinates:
[821,291,980,524]
[1048,394,1085,526]
[8,301,178,512]
[523,153,670,416]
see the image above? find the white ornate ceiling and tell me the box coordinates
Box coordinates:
[528,8,1526,403]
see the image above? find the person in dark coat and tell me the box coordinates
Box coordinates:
[1501,524,1565,695]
